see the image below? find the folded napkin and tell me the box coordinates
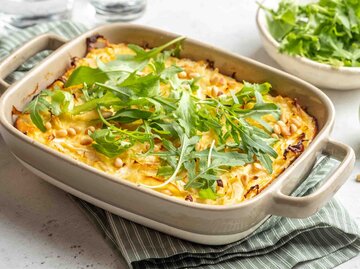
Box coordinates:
[2,21,359,269]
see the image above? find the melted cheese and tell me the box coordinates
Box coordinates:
[15,42,317,205]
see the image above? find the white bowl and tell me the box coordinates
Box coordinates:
[256,0,360,90]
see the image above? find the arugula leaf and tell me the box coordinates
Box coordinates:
[50,90,74,115]
[175,90,198,137]
[140,135,199,189]
[24,89,75,132]
[90,129,132,157]
[117,72,160,97]
[236,119,278,172]
[65,66,109,87]
[184,148,252,190]
[160,65,183,90]
[199,188,218,200]
[127,36,186,62]
[108,108,153,123]
[71,91,121,115]
[262,0,297,40]
[24,95,49,132]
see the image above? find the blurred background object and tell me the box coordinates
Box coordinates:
[0,0,73,28]
[89,0,146,22]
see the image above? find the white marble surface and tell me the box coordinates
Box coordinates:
[1,0,360,268]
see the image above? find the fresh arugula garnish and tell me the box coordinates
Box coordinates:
[24,89,75,132]
[25,36,284,199]
[126,36,186,62]
[90,128,133,157]
[141,135,199,189]
[262,0,360,67]
[65,66,109,87]
[184,147,252,190]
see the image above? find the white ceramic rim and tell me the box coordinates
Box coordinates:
[256,2,360,74]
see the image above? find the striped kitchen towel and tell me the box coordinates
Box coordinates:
[2,21,360,269]
[72,155,360,269]
[0,20,87,84]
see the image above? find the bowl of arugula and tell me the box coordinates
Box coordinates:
[256,0,360,90]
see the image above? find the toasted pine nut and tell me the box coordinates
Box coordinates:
[55,129,67,138]
[290,124,298,134]
[252,163,263,171]
[80,136,93,145]
[189,72,200,78]
[280,113,287,123]
[240,174,248,184]
[73,126,82,134]
[277,120,286,127]
[210,76,219,84]
[211,86,219,97]
[85,126,96,134]
[101,111,113,118]
[227,81,237,87]
[178,71,187,79]
[161,189,173,196]
[114,157,124,168]
[277,120,291,136]
[281,126,291,136]
[218,77,226,86]
[273,124,281,135]
[45,122,52,130]
[356,174,360,182]
[67,127,77,137]
[291,118,301,127]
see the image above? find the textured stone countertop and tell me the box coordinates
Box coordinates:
[0,0,359,268]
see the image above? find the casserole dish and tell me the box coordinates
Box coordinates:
[0,24,355,245]
[256,0,360,91]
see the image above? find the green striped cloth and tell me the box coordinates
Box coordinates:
[1,22,360,269]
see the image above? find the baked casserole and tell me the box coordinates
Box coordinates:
[14,36,317,205]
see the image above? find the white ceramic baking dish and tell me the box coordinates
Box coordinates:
[0,24,355,245]
[256,0,360,90]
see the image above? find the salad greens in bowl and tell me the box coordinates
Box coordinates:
[256,0,360,90]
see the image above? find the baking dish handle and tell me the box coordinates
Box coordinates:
[0,33,67,93]
[268,139,355,218]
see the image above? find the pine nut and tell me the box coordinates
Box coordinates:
[67,127,77,137]
[277,120,291,136]
[290,124,298,134]
[114,157,124,168]
[73,126,82,134]
[101,111,113,118]
[356,174,360,182]
[211,86,219,97]
[45,122,52,130]
[218,77,226,86]
[271,133,279,139]
[228,81,237,87]
[273,124,281,135]
[189,72,200,78]
[85,126,96,134]
[291,118,301,127]
[281,126,291,136]
[252,163,263,172]
[178,71,187,79]
[161,189,173,196]
[210,76,219,84]
[55,129,67,138]
[80,136,93,145]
